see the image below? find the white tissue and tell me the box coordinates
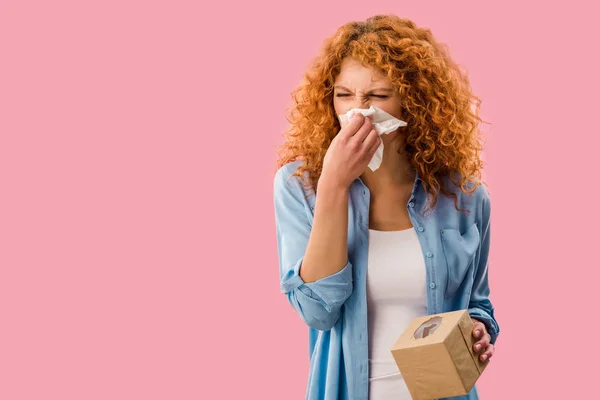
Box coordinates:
[337,105,407,171]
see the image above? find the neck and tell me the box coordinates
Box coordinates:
[359,132,417,193]
[360,156,416,193]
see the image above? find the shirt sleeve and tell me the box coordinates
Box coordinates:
[468,187,500,344]
[273,166,353,331]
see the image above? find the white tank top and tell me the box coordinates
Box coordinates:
[367,227,428,400]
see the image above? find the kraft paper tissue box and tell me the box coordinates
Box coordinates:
[389,309,488,400]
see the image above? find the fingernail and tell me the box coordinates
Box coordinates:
[481,354,488,361]
[475,330,481,337]
[474,344,481,351]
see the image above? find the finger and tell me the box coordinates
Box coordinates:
[479,344,494,362]
[365,131,382,155]
[472,321,487,339]
[350,116,374,142]
[339,113,365,139]
[473,332,491,354]
[361,128,380,151]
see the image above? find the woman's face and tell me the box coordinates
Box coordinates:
[333,57,403,123]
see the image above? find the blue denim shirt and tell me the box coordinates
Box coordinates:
[274,160,500,400]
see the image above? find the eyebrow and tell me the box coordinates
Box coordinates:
[334,86,394,93]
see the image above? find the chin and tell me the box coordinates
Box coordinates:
[386,130,401,142]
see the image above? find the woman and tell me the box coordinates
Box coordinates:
[273,15,500,400]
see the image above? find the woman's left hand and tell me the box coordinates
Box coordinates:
[471,318,494,362]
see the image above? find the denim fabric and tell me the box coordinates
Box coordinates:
[274,160,500,400]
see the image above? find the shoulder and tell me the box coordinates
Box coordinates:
[274,160,302,183]
[274,160,304,191]
[439,173,491,209]
[435,173,491,230]
[273,160,315,221]
[273,160,311,202]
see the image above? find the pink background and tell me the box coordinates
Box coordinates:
[1,1,598,398]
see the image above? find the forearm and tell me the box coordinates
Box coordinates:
[299,181,349,283]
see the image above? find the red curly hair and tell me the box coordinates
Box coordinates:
[275,14,490,214]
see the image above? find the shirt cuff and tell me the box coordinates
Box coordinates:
[468,307,500,344]
[280,257,353,313]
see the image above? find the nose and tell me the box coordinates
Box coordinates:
[348,96,371,111]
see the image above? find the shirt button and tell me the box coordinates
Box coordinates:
[430,282,436,289]
[418,226,424,232]
[408,202,414,208]
[426,252,433,258]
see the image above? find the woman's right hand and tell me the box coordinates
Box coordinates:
[319,113,381,190]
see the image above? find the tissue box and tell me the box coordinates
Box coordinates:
[389,309,488,400]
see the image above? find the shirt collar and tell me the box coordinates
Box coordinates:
[414,168,422,182]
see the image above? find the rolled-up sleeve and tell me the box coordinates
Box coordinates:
[468,188,500,345]
[274,166,353,331]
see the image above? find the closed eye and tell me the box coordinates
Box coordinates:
[335,94,388,98]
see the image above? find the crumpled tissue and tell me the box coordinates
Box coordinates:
[337,105,407,171]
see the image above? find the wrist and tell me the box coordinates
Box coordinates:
[317,176,350,194]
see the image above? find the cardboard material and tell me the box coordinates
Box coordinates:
[389,309,488,400]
